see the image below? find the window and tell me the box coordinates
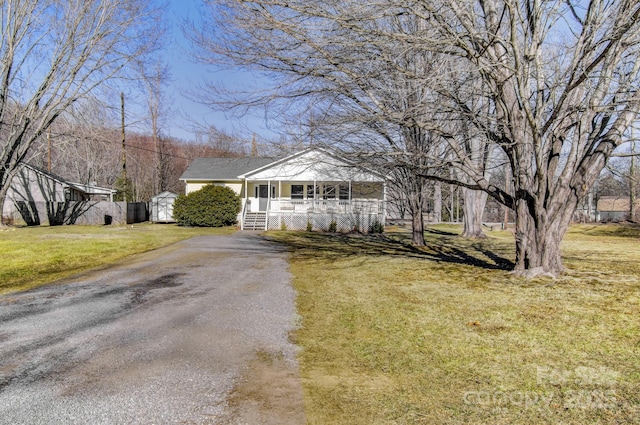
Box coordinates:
[339,185,350,200]
[323,185,336,199]
[307,185,317,199]
[291,184,304,199]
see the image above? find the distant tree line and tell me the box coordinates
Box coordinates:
[27,110,259,201]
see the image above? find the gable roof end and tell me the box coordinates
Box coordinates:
[239,146,385,181]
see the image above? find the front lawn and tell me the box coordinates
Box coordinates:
[270,224,640,424]
[0,223,235,294]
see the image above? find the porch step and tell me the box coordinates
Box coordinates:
[243,212,267,230]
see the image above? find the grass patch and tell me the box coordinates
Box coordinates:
[269,224,640,424]
[0,223,235,294]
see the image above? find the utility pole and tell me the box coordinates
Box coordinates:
[121,92,127,202]
[251,133,258,157]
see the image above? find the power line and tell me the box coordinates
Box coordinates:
[44,129,197,161]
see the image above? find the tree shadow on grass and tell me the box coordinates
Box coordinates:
[571,223,640,239]
[265,230,514,271]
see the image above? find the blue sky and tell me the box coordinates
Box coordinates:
[157,0,274,143]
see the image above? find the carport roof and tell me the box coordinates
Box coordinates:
[180,157,276,181]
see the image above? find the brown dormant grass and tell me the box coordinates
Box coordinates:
[269,223,640,424]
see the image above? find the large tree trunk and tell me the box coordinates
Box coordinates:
[0,169,13,226]
[512,197,577,277]
[408,190,426,246]
[461,188,487,238]
[0,194,7,226]
[433,181,442,223]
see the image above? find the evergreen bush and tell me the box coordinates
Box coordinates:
[173,185,241,227]
[368,220,384,234]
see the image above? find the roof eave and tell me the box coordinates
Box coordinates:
[180,177,244,182]
[238,148,316,178]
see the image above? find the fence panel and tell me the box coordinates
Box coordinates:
[127,202,149,224]
[8,201,149,226]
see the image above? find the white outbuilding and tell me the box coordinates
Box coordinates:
[151,191,178,223]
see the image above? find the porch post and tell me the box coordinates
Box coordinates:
[267,179,271,230]
[243,179,248,230]
[267,179,271,206]
[313,179,317,212]
[348,180,352,213]
[382,181,387,225]
[278,179,282,229]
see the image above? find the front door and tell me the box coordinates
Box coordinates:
[258,184,269,211]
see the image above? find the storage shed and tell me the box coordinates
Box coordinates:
[151,191,178,223]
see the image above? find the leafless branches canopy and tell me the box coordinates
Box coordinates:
[194,0,640,275]
[0,0,162,208]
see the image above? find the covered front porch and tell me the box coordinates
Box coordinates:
[241,180,385,231]
[235,148,386,231]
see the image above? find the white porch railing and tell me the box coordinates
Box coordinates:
[267,198,383,214]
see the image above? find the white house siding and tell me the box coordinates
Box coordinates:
[185,181,244,196]
[179,148,387,231]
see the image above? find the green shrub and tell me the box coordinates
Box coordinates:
[328,220,337,233]
[368,219,384,234]
[173,185,241,227]
[306,221,313,232]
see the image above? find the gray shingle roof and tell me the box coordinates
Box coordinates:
[179,157,276,181]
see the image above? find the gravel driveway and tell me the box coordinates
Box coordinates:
[0,232,304,424]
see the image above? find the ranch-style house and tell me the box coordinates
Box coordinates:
[179,147,386,231]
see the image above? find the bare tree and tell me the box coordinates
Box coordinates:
[191,1,465,246]
[406,1,640,275]
[35,97,122,187]
[192,0,640,276]
[138,62,173,195]
[0,0,161,218]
